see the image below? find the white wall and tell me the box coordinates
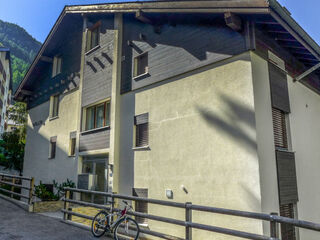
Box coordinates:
[23,90,79,186]
[288,76,320,240]
[251,52,280,235]
[133,52,263,239]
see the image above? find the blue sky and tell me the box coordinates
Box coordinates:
[0,0,319,45]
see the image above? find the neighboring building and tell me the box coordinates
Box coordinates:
[5,118,20,133]
[0,48,12,135]
[14,1,320,239]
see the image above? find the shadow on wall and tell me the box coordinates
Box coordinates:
[197,93,257,154]
[23,124,78,186]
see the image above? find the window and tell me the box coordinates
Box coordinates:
[280,203,297,240]
[50,95,59,118]
[85,101,110,131]
[134,113,149,147]
[134,53,148,77]
[52,56,62,77]
[133,188,148,224]
[86,22,100,52]
[49,136,57,159]
[272,107,288,150]
[69,132,76,156]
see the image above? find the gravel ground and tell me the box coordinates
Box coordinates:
[0,197,110,240]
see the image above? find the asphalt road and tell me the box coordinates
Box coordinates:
[0,197,108,240]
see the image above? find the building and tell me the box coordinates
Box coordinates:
[0,47,12,135]
[14,1,320,239]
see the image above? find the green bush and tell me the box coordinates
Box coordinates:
[34,182,59,201]
[35,179,76,201]
[53,179,76,198]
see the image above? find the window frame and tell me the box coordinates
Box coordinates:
[69,132,77,157]
[84,100,110,131]
[133,188,148,225]
[86,21,101,52]
[52,56,62,78]
[49,136,57,159]
[134,113,149,148]
[133,52,149,78]
[50,94,60,119]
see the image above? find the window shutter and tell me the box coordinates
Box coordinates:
[135,113,149,147]
[272,108,288,149]
[136,123,148,147]
[133,188,148,224]
[134,113,148,125]
[86,30,92,52]
[50,136,57,159]
[276,150,298,205]
[269,63,290,113]
[280,203,296,240]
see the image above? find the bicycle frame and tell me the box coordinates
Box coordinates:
[106,204,131,231]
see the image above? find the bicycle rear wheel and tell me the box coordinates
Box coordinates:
[114,217,140,240]
[91,211,109,238]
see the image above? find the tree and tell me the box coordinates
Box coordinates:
[0,102,27,175]
[6,102,27,142]
[0,131,25,175]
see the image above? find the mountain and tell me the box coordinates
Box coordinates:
[0,20,41,92]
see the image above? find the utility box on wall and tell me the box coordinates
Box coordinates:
[77,173,97,190]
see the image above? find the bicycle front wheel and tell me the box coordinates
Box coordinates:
[114,217,140,240]
[91,211,109,238]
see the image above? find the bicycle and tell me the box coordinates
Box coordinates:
[91,200,140,239]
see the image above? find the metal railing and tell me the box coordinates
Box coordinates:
[0,173,34,205]
[62,187,320,240]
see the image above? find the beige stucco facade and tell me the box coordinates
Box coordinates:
[132,52,264,239]
[23,89,80,185]
[288,75,320,240]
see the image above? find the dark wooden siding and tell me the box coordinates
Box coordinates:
[121,16,247,92]
[28,20,82,109]
[276,150,298,205]
[82,17,114,107]
[79,128,110,152]
[269,63,291,113]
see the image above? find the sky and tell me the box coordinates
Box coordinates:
[0,0,319,45]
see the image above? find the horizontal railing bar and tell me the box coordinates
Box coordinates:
[139,228,185,240]
[126,211,275,240]
[271,215,320,232]
[63,198,111,211]
[64,187,186,208]
[188,222,278,240]
[0,187,29,199]
[112,193,186,209]
[64,188,320,234]
[190,204,272,221]
[0,180,31,190]
[63,205,273,240]
[0,173,32,181]
[61,209,94,220]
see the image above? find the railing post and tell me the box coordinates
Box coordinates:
[64,190,70,221]
[270,212,279,238]
[10,177,15,198]
[28,177,35,204]
[185,202,192,240]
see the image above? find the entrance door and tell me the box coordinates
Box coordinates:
[81,155,108,204]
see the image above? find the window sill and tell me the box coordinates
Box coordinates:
[133,72,150,81]
[132,145,150,151]
[85,45,101,55]
[48,157,55,160]
[68,155,76,158]
[49,116,59,121]
[81,125,110,135]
